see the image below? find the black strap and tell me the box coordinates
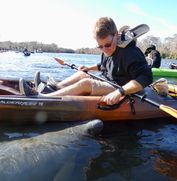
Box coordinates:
[128,96,136,114]
[97,96,128,110]
[97,95,136,115]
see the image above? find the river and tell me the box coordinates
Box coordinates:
[0,51,177,181]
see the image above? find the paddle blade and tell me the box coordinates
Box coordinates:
[160,104,177,119]
[54,57,65,65]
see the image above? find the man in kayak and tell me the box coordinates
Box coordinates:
[19,17,153,105]
[145,44,161,68]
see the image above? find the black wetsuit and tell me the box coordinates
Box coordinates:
[97,45,153,88]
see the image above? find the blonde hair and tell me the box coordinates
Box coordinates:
[93,17,118,38]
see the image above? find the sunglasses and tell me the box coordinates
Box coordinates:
[97,36,114,49]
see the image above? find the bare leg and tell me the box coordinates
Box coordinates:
[56,71,90,89]
[42,78,92,96]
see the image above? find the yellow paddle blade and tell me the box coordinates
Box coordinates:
[54,57,65,65]
[160,104,177,119]
[168,84,177,97]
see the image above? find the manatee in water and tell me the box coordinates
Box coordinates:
[0,119,103,180]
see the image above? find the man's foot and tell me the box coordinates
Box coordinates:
[46,74,58,91]
[19,78,38,96]
[34,71,56,93]
[34,71,42,89]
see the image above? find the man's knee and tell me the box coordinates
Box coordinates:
[76,71,90,79]
[77,78,92,92]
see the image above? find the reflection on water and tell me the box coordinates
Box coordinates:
[0,52,177,180]
[151,149,177,179]
[85,119,177,181]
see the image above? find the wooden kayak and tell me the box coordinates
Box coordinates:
[152,68,177,77]
[0,79,176,124]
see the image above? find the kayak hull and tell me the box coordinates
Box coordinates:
[152,68,177,77]
[0,95,169,123]
[0,80,176,124]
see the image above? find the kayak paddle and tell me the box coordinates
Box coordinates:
[54,57,177,119]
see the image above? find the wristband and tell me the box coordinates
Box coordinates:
[118,87,125,96]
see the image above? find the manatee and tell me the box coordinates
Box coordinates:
[0,119,103,180]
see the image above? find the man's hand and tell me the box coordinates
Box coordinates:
[101,89,123,105]
[78,65,89,71]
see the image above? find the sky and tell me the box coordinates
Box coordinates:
[0,0,177,49]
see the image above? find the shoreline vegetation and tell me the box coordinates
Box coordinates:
[0,34,177,59]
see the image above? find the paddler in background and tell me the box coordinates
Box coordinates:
[145,44,162,68]
[19,17,153,105]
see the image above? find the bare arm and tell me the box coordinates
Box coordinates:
[102,80,143,105]
[122,80,143,95]
[79,64,99,71]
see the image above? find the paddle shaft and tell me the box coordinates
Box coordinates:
[60,61,177,119]
[66,63,117,85]
[65,63,163,104]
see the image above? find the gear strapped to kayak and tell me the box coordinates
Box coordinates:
[117,24,150,48]
[151,78,177,97]
[167,84,177,97]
